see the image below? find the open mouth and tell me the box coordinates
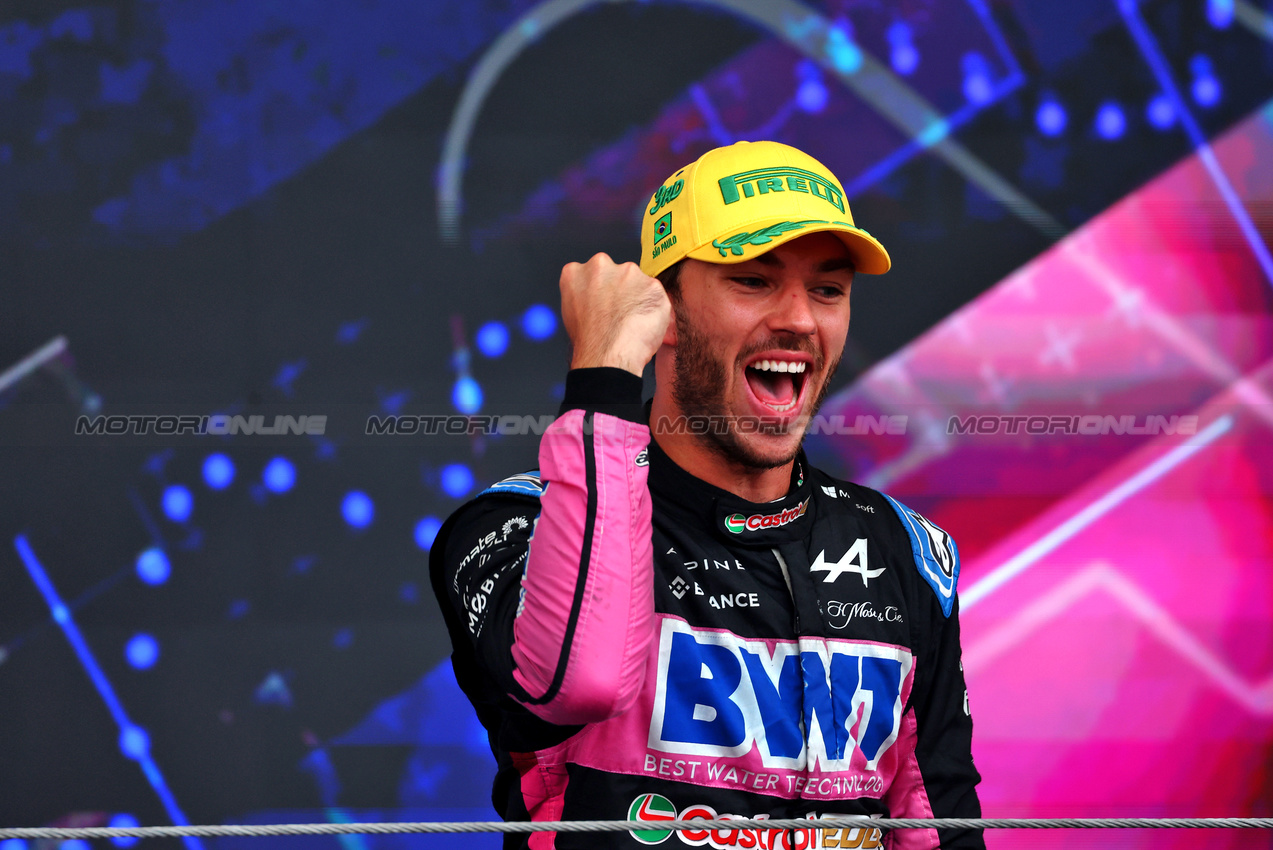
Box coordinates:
[744,358,810,413]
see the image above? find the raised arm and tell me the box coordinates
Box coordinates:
[512,254,671,724]
[433,254,671,727]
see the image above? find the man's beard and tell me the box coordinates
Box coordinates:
[669,302,841,471]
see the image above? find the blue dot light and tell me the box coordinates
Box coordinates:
[891,42,918,76]
[475,321,510,358]
[1036,98,1067,136]
[1190,57,1220,108]
[961,52,993,106]
[342,491,374,529]
[1192,74,1220,107]
[918,118,949,148]
[162,485,192,522]
[796,78,828,114]
[794,60,827,114]
[263,457,295,493]
[825,23,862,74]
[1147,94,1175,130]
[521,304,557,341]
[441,464,474,499]
[135,548,170,585]
[1095,102,1126,140]
[888,22,918,76]
[1207,0,1234,28]
[119,725,150,760]
[109,815,140,848]
[202,453,235,490]
[452,376,483,414]
[415,516,443,551]
[2,839,29,850]
[125,634,159,670]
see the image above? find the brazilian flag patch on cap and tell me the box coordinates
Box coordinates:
[653,212,672,241]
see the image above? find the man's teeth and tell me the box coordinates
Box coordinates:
[750,360,807,374]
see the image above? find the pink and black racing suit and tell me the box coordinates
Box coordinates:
[430,368,983,849]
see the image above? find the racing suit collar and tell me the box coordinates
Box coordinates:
[645,435,817,549]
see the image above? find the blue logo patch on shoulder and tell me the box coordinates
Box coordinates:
[479,471,543,498]
[881,495,959,617]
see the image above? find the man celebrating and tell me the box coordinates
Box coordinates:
[430,141,983,849]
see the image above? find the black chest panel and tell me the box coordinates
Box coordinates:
[646,443,916,652]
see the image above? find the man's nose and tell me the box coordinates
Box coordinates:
[769,287,817,336]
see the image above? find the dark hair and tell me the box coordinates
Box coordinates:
[657,259,684,299]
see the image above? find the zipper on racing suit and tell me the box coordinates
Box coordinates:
[770,547,811,845]
[770,548,800,633]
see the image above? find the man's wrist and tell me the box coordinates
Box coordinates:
[559,368,645,423]
[568,347,646,378]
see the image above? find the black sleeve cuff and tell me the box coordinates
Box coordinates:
[559,367,646,423]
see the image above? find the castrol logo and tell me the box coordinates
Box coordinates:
[724,498,809,534]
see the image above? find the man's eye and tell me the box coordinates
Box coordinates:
[732,277,767,288]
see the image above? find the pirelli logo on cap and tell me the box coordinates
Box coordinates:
[717,166,845,213]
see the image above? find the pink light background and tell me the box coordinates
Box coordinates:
[807,101,1273,847]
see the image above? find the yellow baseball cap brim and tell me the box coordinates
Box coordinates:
[683,217,891,275]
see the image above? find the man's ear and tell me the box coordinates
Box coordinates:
[662,310,677,347]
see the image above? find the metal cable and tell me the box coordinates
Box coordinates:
[1,817,1271,840]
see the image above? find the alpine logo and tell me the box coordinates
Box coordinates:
[723,498,809,534]
[809,540,883,586]
[649,619,910,772]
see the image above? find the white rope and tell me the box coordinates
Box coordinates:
[0,817,1271,840]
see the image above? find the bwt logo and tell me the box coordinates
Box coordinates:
[648,620,910,771]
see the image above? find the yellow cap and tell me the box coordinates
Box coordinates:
[639,140,890,279]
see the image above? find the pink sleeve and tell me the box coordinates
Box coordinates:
[510,408,656,725]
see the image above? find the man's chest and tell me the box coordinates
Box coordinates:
[648,507,912,648]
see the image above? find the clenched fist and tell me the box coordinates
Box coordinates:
[560,253,672,378]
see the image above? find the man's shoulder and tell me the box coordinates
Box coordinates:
[430,470,544,577]
[476,470,545,499]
